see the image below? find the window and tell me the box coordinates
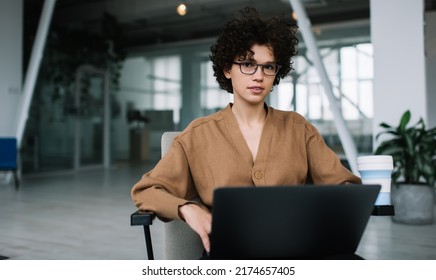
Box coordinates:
[200,60,232,115]
[274,43,374,153]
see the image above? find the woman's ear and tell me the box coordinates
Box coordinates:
[224,69,231,79]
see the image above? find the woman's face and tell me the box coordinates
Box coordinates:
[224,44,277,106]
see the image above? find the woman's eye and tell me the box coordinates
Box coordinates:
[264,64,275,70]
[242,62,255,68]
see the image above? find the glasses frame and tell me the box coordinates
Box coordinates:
[232,61,281,76]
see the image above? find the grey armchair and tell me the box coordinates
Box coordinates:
[130,132,203,260]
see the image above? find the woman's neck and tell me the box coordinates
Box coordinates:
[231,102,267,127]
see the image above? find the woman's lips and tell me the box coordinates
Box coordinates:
[248,86,264,94]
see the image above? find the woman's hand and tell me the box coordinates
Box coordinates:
[179,203,212,253]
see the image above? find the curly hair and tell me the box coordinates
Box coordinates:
[209,7,299,93]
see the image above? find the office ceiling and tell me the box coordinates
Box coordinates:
[25,0,436,50]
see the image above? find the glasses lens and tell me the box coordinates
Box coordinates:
[240,62,257,74]
[262,64,278,76]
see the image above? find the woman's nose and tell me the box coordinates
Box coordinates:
[251,66,265,80]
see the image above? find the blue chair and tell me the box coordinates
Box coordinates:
[0,138,19,190]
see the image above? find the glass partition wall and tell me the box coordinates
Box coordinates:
[22,67,110,173]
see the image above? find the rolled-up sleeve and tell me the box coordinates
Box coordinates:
[305,124,361,185]
[131,139,198,220]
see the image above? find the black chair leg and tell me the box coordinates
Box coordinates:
[13,170,19,190]
[143,225,154,260]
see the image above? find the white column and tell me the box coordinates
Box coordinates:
[371,0,427,143]
[0,0,22,137]
[180,51,202,129]
[15,0,57,146]
[425,11,436,129]
[288,0,359,174]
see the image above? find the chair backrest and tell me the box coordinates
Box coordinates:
[0,138,18,169]
[161,132,204,259]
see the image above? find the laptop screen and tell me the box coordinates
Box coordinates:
[209,185,380,259]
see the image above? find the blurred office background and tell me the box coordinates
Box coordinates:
[0,0,435,259]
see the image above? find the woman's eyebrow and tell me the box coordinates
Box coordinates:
[253,60,277,64]
[236,56,276,64]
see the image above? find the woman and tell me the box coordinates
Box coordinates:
[131,7,361,255]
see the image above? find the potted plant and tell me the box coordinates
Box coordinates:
[375,110,436,224]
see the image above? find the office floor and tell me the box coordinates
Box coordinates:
[0,164,435,260]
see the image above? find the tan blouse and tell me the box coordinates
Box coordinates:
[131,104,361,220]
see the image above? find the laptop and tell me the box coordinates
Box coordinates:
[209,184,380,259]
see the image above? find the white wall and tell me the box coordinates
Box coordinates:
[371,0,427,144]
[426,11,436,129]
[0,0,23,137]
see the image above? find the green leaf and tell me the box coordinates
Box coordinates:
[374,141,403,156]
[398,110,411,132]
[379,122,392,129]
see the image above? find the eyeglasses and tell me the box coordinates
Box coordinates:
[233,61,281,76]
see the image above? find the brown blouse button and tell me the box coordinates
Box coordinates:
[254,170,263,179]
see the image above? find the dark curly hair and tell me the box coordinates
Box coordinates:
[209,7,299,93]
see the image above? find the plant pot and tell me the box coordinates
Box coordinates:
[391,183,435,225]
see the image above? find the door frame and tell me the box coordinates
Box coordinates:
[74,65,111,170]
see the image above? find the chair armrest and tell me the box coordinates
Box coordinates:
[130,210,156,226]
[371,205,395,216]
[131,210,156,260]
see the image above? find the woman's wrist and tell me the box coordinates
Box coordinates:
[178,202,198,221]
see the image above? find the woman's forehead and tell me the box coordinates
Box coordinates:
[242,44,275,61]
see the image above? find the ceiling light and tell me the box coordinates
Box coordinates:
[177,3,187,16]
